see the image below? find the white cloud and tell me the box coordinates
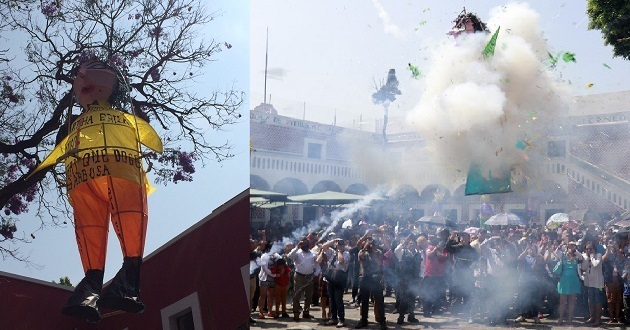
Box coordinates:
[372,0,404,39]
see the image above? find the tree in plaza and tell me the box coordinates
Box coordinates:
[371,68,401,145]
[53,276,73,287]
[0,0,244,260]
[586,0,630,60]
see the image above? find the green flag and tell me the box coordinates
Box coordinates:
[483,26,500,59]
[465,162,512,195]
[408,63,420,79]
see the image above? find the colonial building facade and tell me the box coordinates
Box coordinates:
[251,92,629,228]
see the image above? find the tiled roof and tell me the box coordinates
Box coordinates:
[568,180,622,215]
[570,133,630,181]
[250,120,381,161]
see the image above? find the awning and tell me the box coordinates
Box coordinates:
[250,188,289,202]
[288,191,371,206]
[256,201,303,209]
[250,196,268,204]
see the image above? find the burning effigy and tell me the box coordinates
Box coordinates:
[407,3,571,196]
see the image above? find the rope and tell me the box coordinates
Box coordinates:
[123,76,150,252]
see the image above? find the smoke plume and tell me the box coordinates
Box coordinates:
[406,3,571,185]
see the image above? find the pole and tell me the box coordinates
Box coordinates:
[264,27,269,104]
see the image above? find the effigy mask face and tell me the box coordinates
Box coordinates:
[73,60,118,110]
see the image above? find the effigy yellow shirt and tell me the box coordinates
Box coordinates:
[32,100,163,193]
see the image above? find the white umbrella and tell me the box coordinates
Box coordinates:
[464,227,480,235]
[485,213,524,226]
[418,215,448,226]
[546,213,569,227]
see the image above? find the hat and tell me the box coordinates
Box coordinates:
[568,241,578,246]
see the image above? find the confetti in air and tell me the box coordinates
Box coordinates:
[562,51,576,63]
[406,2,573,193]
[408,63,421,79]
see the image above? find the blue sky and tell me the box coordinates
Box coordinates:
[251,1,630,128]
[4,0,630,286]
[3,0,249,286]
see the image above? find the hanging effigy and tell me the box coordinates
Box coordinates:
[30,56,163,322]
[449,9,513,196]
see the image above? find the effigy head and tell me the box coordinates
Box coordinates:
[72,52,130,111]
[448,9,489,37]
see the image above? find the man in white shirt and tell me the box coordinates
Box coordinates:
[580,241,604,326]
[288,239,320,321]
[470,229,488,254]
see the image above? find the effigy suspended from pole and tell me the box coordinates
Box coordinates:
[30,53,163,323]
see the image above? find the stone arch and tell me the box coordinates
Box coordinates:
[390,184,421,203]
[311,180,342,193]
[250,175,270,191]
[273,177,309,196]
[345,183,370,195]
[420,184,451,201]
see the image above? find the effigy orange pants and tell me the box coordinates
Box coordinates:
[69,176,147,272]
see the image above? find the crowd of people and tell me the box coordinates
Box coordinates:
[249,218,630,329]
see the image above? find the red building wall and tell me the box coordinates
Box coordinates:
[1,190,250,330]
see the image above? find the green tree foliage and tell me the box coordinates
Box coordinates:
[587,0,630,60]
[52,276,73,287]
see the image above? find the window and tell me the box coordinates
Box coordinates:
[547,140,566,157]
[307,143,322,159]
[175,308,194,330]
[161,292,203,330]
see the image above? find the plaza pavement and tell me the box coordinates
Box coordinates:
[250,292,625,329]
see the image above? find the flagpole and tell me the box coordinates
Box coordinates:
[264,27,269,104]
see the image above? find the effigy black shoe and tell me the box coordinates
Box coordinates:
[61,269,104,323]
[98,257,145,313]
[61,304,101,323]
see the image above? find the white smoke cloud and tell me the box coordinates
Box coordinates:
[372,0,404,40]
[406,2,571,182]
[268,189,385,254]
